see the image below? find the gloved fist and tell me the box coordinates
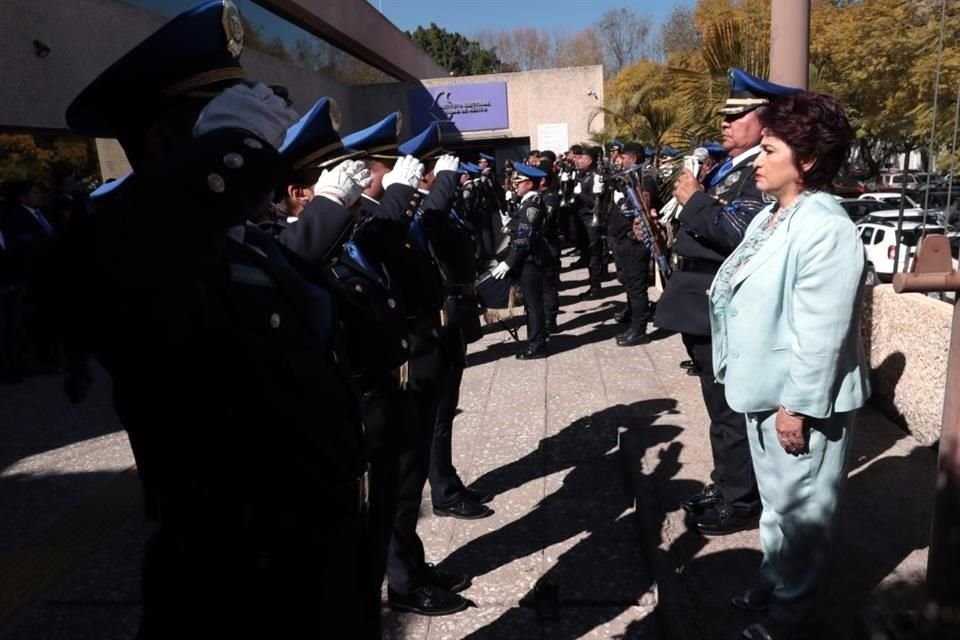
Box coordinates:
[560,171,570,182]
[499,210,511,227]
[573,182,582,195]
[434,154,460,175]
[613,190,624,205]
[592,175,604,194]
[383,155,424,190]
[490,261,510,279]
[315,159,368,206]
[194,82,299,150]
[505,190,516,202]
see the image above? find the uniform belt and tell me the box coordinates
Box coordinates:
[670,254,722,275]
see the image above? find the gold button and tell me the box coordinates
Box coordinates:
[354,283,364,293]
[207,173,225,193]
[387,298,397,309]
[223,152,244,169]
[243,138,263,149]
[269,313,280,328]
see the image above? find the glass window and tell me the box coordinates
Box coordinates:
[860,227,874,243]
[121,0,395,84]
[874,229,886,243]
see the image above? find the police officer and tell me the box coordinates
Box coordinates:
[397,125,494,520]
[58,2,375,637]
[609,142,656,346]
[490,163,551,359]
[653,69,800,536]
[537,156,562,334]
[340,117,475,616]
[572,146,606,298]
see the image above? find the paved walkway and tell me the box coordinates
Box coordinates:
[0,258,935,639]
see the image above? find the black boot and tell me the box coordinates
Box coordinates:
[613,306,631,324]
[615,327,650,346]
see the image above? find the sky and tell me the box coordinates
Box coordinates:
[370,0,697,35]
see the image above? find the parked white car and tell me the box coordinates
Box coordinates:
[858,192,921,208]
[856,220,951,284]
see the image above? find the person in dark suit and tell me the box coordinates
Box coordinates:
[652,68,801,536]
[572,146,607,298]
[58,2,376,637]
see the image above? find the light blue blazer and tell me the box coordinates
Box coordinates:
[710,191,871,419]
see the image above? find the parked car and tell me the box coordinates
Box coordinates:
[860,208,949,227]
[859,192,921,208]
[830,175,865,197]
[837,198,890,222]
[875,172,936,191]
[856,220,950,284]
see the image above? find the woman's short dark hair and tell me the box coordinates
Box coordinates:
[757,91,855,192]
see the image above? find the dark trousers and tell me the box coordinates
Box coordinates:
[571,210,589,254]
[681,333,760,510]
[386,338,444,594]
[0,286,26,375]
[429,355,466,508]
[614,240,650,331]
[543,259,559,323]
[578,214,605,289]
[519,261,547,351]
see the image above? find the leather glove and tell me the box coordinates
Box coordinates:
[383,155,424,190]
[592,174,604,194]
[193,82,299,150]
[573,182,582,195]
[314,160,367,206]
[434,154,459,175]
[490,261,510,279]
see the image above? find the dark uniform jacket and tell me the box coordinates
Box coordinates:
[655,148,767,336]
[573,171,600,218]
[59,128,367,542]
[504,191,548,269]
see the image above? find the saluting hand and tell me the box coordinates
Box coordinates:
[193,82,299,150]
[674,168,703,206]
[775,407,808,455]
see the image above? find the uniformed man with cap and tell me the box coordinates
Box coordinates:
[340,116,475,616]
[490,162,552,359]
[606,140,623,171]
[609,142,657,346]
[572,145,607,298]
[57,1,376,636]
[398,124,494,521]
[651,68,801,536]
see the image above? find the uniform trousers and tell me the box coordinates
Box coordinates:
[386,334,445,594]
[578,214,605,289]
[613,239,650,331]
[429,342,467,508]
[746,410,855,626]
[682,333,760,509]
[518,261,550,351]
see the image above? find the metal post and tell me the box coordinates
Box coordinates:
[923,0,948,215]
[769,0,810,89]
[893,149,911,274]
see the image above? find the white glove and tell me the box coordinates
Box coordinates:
[383,155,424,190]
[490,261,510,279]
[434,154,459,175]
[499,210,511,227]
[592,175,604,194]
[314,159,368,206]
[560,171,570,182]
[505,190,516,203]
[613,190,624,204]
[573,182,582,195]
[193,82,299,150]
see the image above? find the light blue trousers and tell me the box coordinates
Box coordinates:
[746,409,855,625]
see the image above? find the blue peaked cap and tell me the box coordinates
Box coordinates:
[511,163,547,180]
[462,162,482,174]
[279,98,346,171]
[90,173,133,200]
[479,153,495,161]
[720,68,801,115]
[703,142,727,156]
[398,122,445,159]
[662,145,680,157]
[66,0,248,138]
[341,112,402,158]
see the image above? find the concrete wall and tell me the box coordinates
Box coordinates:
[352,66,605,148]
[862,285,952,445]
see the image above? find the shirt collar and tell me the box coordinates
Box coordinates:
[730,144,762,169]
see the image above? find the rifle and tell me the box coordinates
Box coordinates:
[615,167,672,278]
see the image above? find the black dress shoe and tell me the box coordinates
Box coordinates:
[615,328,651,346]
[580,287,603,300]
[388,585,471,616]
[516,349,547,360]
[424,563,471,593]
[679,359,696,370]
[432,497,494,519]
[680,483,721,514]
[614,307,632,324]
[462,487,494,504]
[696,503,761,536]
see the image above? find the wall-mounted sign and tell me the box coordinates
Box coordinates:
[409,81,509,133]
[537,123,569,154]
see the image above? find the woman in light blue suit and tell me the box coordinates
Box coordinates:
[709,92,870,640]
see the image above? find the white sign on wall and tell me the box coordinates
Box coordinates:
[537,123,569,154]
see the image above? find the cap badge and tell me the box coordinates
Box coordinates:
[222,0,244,58]
[329,99,342,132]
